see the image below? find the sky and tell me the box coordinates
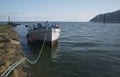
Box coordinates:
[0,0,120,22]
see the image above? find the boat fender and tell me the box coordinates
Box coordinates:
[27,37,35,44]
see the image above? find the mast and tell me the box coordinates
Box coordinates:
[103,14,105,25]
[8,16,10,23]
[37,12,39,21]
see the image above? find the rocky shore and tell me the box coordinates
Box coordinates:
[0,24,28,77]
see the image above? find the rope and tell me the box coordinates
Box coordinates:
[6,58,26,76]
[25,31,47,64]
[1,62,18,76]
[0,26,48,77]
[0,58,26,76]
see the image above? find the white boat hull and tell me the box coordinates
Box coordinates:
[27,28,60,47]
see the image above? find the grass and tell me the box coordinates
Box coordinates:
[0,36,10,43]
[0,24,12,43]
[0,24,12,33]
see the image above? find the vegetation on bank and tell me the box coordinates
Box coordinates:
[0,24,27,77]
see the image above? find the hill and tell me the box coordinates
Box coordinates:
[90,10,120,23]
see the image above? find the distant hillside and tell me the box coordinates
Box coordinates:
[90,10,120,23]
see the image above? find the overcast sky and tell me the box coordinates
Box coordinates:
[0,0,119,21]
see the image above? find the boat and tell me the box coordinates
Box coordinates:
[26,22,60,47]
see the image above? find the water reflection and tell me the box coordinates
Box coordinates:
[14,25,60,77]
[27,41,59,77]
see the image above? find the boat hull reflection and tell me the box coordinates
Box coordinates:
[27,41,59,77]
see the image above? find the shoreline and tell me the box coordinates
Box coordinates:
[0,24,28,77]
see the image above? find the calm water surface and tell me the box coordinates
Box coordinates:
[14,22,120,77]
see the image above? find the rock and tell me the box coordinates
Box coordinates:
[0,37,4,40]
[3,43,9,48]
[10,39,20,45]
[0,36,10,43]
[0,44,4,49]
[0,61,6,66]
[22,65,30,72]
[22,65,32,77]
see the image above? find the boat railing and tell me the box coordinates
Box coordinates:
[26,22,59,30]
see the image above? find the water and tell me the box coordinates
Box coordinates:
[14,22,120,77]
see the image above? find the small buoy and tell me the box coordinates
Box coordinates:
[25,25,28,27]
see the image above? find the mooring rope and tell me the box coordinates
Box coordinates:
[0,26,48,77]
[25,31,47,64]
[1,61,18,76]
[6,58,26,76]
